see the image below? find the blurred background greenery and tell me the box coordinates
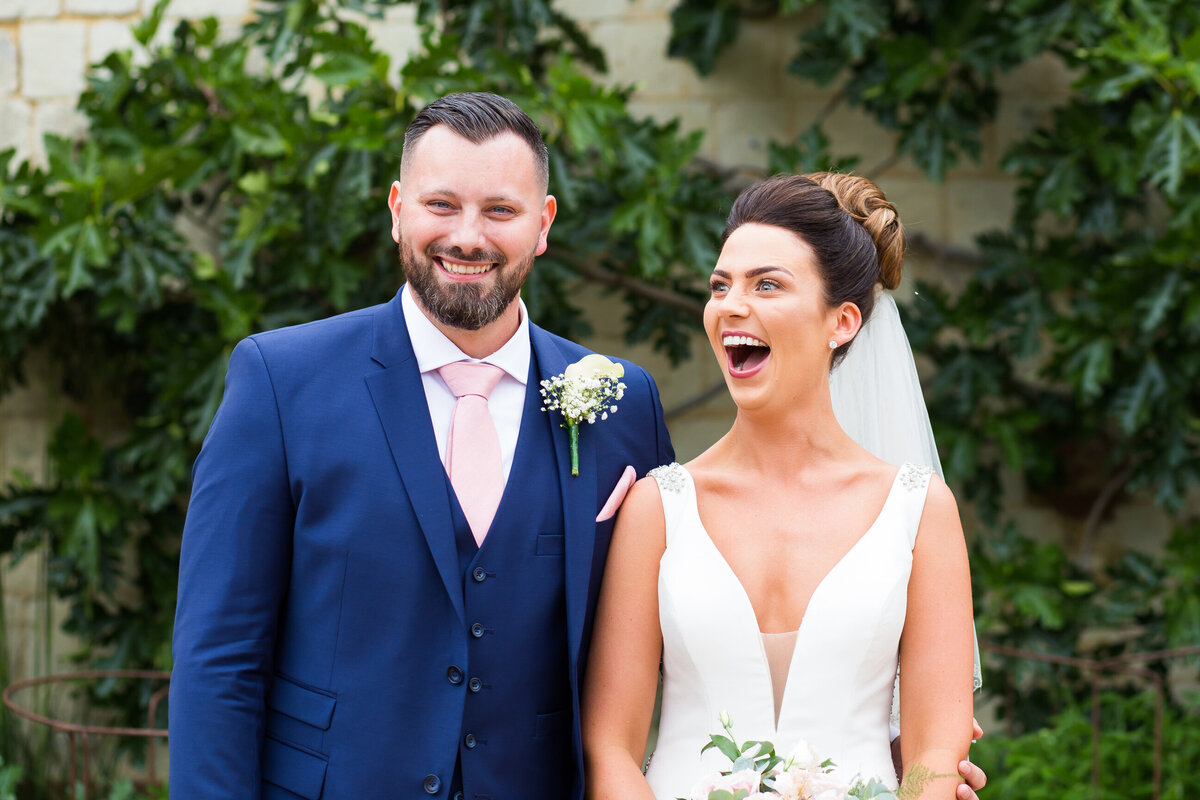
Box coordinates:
[0,0,1197,796]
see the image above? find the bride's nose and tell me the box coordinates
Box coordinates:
[714,287,750,319]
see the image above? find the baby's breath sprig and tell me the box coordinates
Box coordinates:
[540,354,627,476]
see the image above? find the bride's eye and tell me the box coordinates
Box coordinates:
[757,279,779,291]
[709,280,728,294]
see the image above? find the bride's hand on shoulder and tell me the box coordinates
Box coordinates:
[581,475,666,800]
[899,476,976,799]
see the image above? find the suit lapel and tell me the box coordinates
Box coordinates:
[530,326,598,671]
[364,293,466,627]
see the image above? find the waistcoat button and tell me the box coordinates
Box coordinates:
[423,774,441,794]
[470,622,484,638]
[472,566,486,582]
[464,733,477,749]
[454,793,464,800]
[468,677,482,693]
[446,666,463,685]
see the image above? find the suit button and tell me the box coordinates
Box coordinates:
[472,567,486,582]
[464,733,477,749]
[468,677,482,693]
[454,793,464,800]
[446,666,463,685]
[423,774,441,794]
[470,623,484,638]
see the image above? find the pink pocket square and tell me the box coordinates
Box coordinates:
[596,465,637,523]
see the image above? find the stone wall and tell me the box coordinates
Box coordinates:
[0,0,1181,690]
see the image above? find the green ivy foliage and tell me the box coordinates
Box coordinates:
[970,690,1200,798]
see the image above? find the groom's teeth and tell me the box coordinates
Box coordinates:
[442,261,493,275]
[722,335,768,348]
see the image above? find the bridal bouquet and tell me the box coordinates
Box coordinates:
[681,713,921,800]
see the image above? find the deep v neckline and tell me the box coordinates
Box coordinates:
[676,464,903,730]
[682,464,903,635]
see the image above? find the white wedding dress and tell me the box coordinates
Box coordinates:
[643,461,933,799]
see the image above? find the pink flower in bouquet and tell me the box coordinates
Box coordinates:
[784,739,822,771]
[804,771,850,800]
[688,769,760,800]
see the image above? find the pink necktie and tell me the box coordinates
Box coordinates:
[438,361,506,546]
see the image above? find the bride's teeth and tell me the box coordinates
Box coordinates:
[722,335,768,348]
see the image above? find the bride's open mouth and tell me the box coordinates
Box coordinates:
[722,333,770,377]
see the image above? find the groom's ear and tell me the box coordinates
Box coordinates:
[831,301,863,344]
[388,181,403,243]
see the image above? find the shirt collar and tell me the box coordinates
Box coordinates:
[401,283,530,385]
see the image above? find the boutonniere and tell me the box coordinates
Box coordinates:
[540,354,627,477]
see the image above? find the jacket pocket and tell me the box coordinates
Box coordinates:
[535,533,565,556]
[267,673,336,730]
[262,735,329,800]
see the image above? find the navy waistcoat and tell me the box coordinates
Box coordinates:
[447,358,572,800]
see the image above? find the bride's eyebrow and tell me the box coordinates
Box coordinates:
[746,266,790,278]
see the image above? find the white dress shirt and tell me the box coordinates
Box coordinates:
[400,284,530,486]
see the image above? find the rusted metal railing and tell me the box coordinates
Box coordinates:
[981,642,1200,800]
[2,670,170,799]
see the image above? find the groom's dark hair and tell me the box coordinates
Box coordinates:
[402,92,550,192]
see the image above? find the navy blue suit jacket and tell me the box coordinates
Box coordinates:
[169,290,674,799]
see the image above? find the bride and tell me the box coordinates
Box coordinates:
[582,173,977,800]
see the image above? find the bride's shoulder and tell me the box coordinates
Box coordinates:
[912,470,964,549]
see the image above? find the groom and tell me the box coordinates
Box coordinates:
[169,92,987,800]
[169,91,672,800]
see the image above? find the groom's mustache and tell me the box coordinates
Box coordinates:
[427,243,506,267]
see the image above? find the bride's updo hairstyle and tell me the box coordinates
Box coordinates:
[721,172,904,367]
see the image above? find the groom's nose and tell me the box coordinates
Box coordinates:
[443,210,489,252]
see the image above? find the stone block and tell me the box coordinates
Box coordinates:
[0,29,16,94]
[89,18,139,65]
[20,20,87,98]
[31,99,88,166]
[875,175,946,248]
[555,0,625,23]
[944,177,1017,248]
[995,52,1076,99]
[0,95,31,165]
[994,95,1063,162]
[162,0,249,18]
[0,0,61,20]
[713,97,793,170]
[694,19,786,100]
[65,0,139,14]
[366,16,421,82]
[590,18,702,98]
[819,103,896,171]
[0,415,48,481]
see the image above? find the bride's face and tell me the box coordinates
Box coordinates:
[704,223,847,411]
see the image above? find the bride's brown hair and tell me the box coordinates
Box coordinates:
[721,172,904,366]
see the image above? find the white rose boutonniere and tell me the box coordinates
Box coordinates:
[540,354,626,476]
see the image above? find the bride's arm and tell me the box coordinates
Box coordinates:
[898,476,975,800]
[582,477,666,800]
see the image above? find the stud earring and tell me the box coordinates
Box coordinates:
[828,339,838,350]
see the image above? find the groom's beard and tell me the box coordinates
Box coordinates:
[399,240,534,331]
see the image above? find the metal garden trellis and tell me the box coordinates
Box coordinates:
[1,670,169,800]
